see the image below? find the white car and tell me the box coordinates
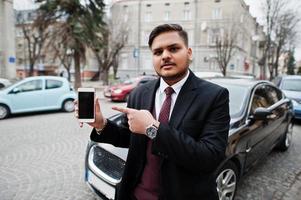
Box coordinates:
[0,76,76,119]
[0,78,12,89]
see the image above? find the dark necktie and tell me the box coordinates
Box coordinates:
[158,87,175,123]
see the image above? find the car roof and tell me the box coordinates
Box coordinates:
[23,76,68,81]
[208,77,270,88]
[281,75,301,80]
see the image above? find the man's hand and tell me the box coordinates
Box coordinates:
[74,98,106,129]
[112,106,159,134]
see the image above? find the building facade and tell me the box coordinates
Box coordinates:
[110,0,266,78]
[0,0,16,79]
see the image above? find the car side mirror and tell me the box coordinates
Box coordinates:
[252,107,272,120]
[12,87,20,94]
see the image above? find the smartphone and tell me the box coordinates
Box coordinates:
[78,88,95,122]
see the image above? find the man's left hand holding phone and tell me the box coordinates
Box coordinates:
[74,88,107,131]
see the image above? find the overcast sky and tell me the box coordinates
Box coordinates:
[14,0,301,60]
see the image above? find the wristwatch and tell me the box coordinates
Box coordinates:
[146,123,159,139]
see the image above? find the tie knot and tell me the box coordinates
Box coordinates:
[164,87,174,96]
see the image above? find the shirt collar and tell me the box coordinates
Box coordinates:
[159,70,190,95]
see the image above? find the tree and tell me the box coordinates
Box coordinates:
[287,51,295,75]
[261,0,300,80]
[36,0,106,89]
[16,10,51,77]
[90,20,128,85]
[214,23,239,76]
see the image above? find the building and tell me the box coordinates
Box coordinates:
[110,0,266,78]
[0,0,16,79]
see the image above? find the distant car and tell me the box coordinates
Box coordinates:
[194,71,223,79]
[275,75,301,119]
[104,75,158,101]
[0,76,76,119]
[85,78,293,200]
[0,78,12,89]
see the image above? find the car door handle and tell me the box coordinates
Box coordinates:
[246,147,252,153]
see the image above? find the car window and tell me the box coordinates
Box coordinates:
[251,85,281,113]
[46,79,63,89]
[281,79,301,91]
[16,80,43,92]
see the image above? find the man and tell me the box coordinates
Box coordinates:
[76,24,230,200]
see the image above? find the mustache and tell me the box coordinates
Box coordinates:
[161,62,176,67]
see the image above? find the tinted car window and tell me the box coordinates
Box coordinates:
[281,79,301,91]
[17,80,43,92]
[251,85,281,113]
[46,79,63,89]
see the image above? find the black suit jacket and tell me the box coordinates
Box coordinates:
[91,71,230,200]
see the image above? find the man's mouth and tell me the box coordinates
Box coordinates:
[161,63,176,68]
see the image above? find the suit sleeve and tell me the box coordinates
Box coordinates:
[152,88,230,173]
[90,114,131,148]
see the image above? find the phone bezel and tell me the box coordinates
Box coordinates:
[77,87,95,122]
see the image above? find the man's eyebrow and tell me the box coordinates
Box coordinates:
[152,43,180,52]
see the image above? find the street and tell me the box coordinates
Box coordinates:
[0,98,301,200]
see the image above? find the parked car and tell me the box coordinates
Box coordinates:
[0,78,12,89]
[194,71,223,79]
[0,76,76,119]
[104,75,158,101]
[274,75,301,119]
[85,78,294,200]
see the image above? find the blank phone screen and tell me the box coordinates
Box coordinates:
[78,92,94,119]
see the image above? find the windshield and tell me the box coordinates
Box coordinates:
[281,79,301,91]
[219,84,249,118]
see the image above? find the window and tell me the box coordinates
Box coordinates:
[17,80,43,92]
[208,28,221,45]
[164,11,170,21]
[46,80,63,89]
[212,8,222,19]
[251,85,282,113]
[145,11,152,22]
[183,2,191,20]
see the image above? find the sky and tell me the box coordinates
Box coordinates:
[14,0,301,61]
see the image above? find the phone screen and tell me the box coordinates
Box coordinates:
[78,92,94,119]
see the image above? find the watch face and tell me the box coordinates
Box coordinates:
[147,126,157,139]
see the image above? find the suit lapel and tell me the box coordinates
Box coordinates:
[140,79,160,111]
[169,72,198,128]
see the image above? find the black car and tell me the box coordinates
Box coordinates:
[85,78,294,200]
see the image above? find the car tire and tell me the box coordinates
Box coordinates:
[277,122,293,151]
[62,99,74,112]
[216,161,238,200]
[0,104,10,119]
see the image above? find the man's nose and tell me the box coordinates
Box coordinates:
[162,50,171,61]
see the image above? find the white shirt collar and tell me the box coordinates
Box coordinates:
[159,70,190,95]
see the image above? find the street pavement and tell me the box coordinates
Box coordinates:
[0,93,301,200]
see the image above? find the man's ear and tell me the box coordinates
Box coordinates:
[187,47,192,61]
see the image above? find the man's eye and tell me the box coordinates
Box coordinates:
[170,47,179,52]
[153,51,162,56]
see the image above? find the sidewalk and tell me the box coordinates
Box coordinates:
[80,80,106,91]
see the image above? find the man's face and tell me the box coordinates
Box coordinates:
[151,31,192,85]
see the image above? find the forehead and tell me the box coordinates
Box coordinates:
[151,31,186,50]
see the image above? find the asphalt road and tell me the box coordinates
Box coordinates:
[0,98,301,200]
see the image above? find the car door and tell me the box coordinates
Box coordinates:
[43,79,65,109]
[8,79,44,113]
[262,86,287,150]
[244,84,276,168]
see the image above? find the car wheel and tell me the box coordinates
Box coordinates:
[0,104,10,119]
[277,122,293,151]
[216,161,238,200]
[62,99,74,112]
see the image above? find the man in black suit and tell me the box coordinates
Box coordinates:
[77,24,230,200]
